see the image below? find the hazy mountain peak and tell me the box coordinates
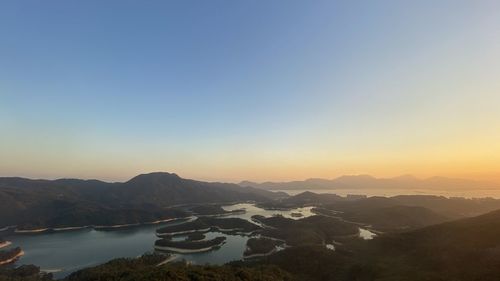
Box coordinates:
[336,174,376,180]
[239,180,258,186]
[391,174,418,180]
[241,174,500,191]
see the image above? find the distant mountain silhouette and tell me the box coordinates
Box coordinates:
[0,172,283,229]
[240,174,500,191]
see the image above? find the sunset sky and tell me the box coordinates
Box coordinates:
[1,1,499,183]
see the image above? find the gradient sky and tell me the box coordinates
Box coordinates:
[1,1,500,183]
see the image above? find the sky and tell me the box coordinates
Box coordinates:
[1,1,500,183]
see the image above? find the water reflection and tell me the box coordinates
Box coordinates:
[358,228,376,240]
[7,203,315,278]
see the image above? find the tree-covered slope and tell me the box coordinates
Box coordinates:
[0,172,281,229]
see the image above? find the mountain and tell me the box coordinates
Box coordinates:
[240,174,500,191]
[271,191,500,232]
[0,172,283,229]
[339,205,450,231]
[300,191,500,221]
[244,208,500,281]
[5,207,500,281]
[350,208,500,280]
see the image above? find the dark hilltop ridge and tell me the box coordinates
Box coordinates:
[240,174,500,191]
[0,172,283,231]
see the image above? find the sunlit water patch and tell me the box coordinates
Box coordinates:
[358,228,376,240]
[222,203,315,221]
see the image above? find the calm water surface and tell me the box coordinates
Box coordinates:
[5,203,316,278]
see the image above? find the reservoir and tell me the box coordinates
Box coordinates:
[4,203,375,278]
[4,203,319,278]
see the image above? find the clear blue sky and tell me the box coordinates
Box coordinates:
[1,1,499,182]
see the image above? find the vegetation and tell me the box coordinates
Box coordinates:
[157,217,260,235]
[253,215,358,246]
[320,194,500,220]
[186,232,205,241]
[349,208,500,280]
[239,208,500,281]
[0,247,23,265]
[244,238,284,257]
[6,184,500,281]
[204,217,260,232]
[0,172,280,229]
[0,239,7,249]
[189,205,244,217]
[5,208,500,280]
[155,237,226,251]
[0,265,52,281]
[65,255,293,281]
[157,219,211,235]
[238,245,354,281]
[343,205,449,231]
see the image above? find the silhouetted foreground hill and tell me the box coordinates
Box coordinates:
[0,254,292,281]
[66,255,292,281]
[0,172,282,230]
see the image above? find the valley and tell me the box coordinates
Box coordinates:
[2,173,500,281]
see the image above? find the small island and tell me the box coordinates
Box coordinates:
[255,202,295,211]
[157,217,260,236]
[186,232,206,241]
[244,237,284,258]
[155,237,226,253]
[0,247,24,265]
[189,205,245,217]
[0,239,11,249]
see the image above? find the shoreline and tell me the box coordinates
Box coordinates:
[244,243,288,259]
[11,216,194,235]
[15,228,49,234]
[52,226,90,231]
[156,254,177,266]
[0,241,12,249]
[156,228,211,237]
[41,268,63,274]
[243,247,279,259]
[155,242,225,254]
[196,209,246,218]
[0,250,24,265]
[0,226,17,232]
[156,226,254,237]
[94,223,142,230]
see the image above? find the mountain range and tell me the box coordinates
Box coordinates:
[240,174,500,191]
[0,172,282,230]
